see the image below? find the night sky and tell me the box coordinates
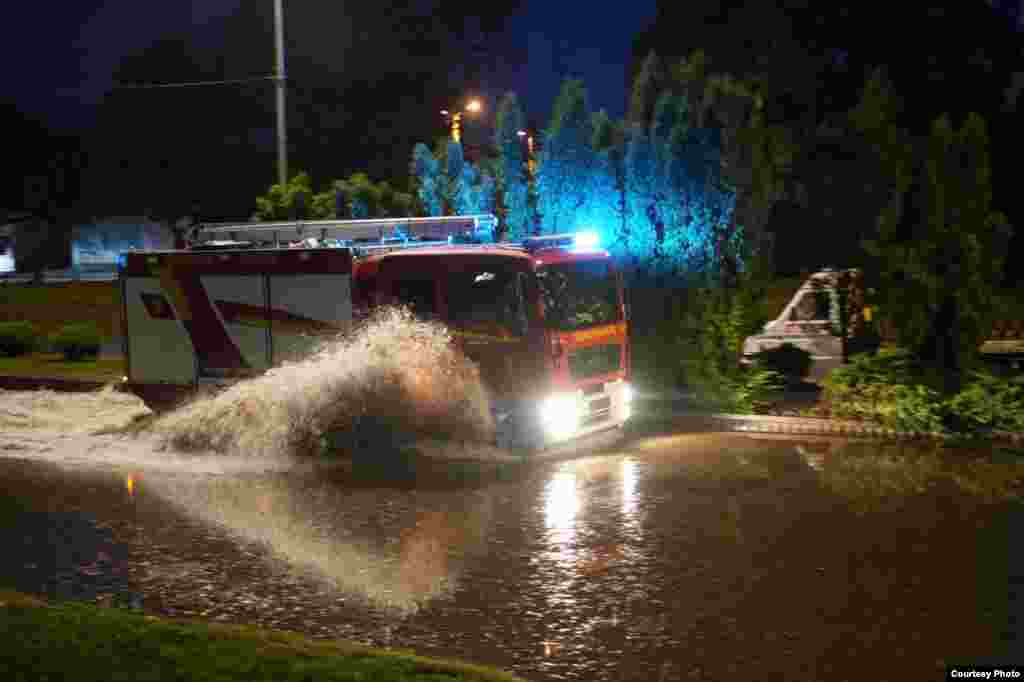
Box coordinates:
[9,1,658,134]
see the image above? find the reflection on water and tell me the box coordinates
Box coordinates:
[543,466,579,545]
[621,457,638,519]
[141,472,496,615]
[789,437,1024,513]
[2,431,1022,682]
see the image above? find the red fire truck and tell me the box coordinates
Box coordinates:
[118,215,633,451]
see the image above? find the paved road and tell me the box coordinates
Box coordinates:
[0,414,1019,681]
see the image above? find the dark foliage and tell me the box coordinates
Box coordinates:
[50,322,102,361]
[751,343,812,385]
[0,321,40,357]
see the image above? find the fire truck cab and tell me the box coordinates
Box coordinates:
[119,215,632,451]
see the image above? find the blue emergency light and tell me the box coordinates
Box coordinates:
[573,231,600,250]
[521,231,602,253]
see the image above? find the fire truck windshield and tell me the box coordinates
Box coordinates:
[446,266,528,338]
[537,260,620,332]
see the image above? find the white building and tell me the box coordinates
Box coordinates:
[71,216,174,269]
[0,213,34,274]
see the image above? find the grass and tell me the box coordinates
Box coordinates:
[0,353,124,382]
[0,589,527,682]
[0,281,121,339]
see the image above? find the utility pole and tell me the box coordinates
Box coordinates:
[273,0,288,187]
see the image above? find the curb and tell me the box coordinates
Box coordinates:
[638,400,1024,445]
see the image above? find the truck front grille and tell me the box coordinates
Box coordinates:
[568,343,622,382]
[580,395,612,427]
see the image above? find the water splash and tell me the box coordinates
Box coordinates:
[154,307,496,458]
[0,385,149,434]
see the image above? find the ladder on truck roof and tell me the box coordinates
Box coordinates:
[194,214,497,247]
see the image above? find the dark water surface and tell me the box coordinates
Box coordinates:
[1,433,1021,681]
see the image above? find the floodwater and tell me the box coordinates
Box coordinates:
[1,306,1021,679]
[2,409,1022,680]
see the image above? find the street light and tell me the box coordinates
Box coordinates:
[441,98,484,144]
[518,130,536,173]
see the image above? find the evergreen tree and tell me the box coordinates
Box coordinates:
[445,140,465,216]
[493,92,530,240]
[629,51,666,128]
[410,143,443,216]
[454,160,496,215]
[864,112,1011,391]
[624,90,731,279]
[536,79,598,234]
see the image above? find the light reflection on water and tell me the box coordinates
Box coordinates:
[3,430,1022,682]
[621,457,638,520]
[139,472,496,616]
[543,466,580,545]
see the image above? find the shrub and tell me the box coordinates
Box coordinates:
[729,366,786,414]
[751,343,812,385]
[823,349,1024,434]
[824,347,918,393]
[946,371,1024,433]
[823,349,948,432]
[0,321,40,357]
[50,322,102,361]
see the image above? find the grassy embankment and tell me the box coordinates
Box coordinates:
[0,281,122,339]
[0,281,123,382]
[0,589,525,682]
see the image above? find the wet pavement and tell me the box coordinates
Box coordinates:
[2,428,1023,681]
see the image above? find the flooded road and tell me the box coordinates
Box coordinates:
[2,422,1022,681]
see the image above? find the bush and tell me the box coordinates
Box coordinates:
[946,371,1024,433]
[50,322,102,361]
[751,343,812,385]
[0,321,40,357]
[730,367,786,414]
[823,349,948,432]
[824,347,918,392]
[824,349,1024,434]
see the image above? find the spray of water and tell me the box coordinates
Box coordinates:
[154,307,496,458]
[0,385,150,434]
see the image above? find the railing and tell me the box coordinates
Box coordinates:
[195,214,498,246]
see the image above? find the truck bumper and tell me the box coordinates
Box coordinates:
[492,379,632,454]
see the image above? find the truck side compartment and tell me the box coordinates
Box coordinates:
[121,248,353,409]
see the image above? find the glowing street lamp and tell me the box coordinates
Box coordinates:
[518,129,536,174]
[441,98,484,143]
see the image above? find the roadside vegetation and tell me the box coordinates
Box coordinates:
[0,314,120,381]
[815,349,1024,435]
[0,281,121,339]
[0,589,525,682]
[0,354,122,382]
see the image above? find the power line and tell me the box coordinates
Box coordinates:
[113,75,280,90]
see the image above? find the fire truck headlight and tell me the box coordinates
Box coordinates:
[539,393,581,441]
